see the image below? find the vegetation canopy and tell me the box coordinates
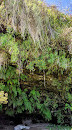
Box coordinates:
[0,0,72,126]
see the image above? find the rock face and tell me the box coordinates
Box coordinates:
[22,119,32,126]
[0,24,6,33]
[60,27,72,54]
[0,50,10,69]
[0,50,7,69]
[68,43,72,54]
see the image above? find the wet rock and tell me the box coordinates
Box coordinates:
[22,119,32,126]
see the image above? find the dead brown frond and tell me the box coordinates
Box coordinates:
[3,0,55,49]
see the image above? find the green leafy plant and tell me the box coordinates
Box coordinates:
[0,0,72,126]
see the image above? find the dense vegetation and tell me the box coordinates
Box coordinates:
[0,0,72,126]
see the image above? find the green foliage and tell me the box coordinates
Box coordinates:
[46,124,71,130]
[0,0,72,125]
[0,83,5,91]
[41,105,52,121]
[0,64,72,124]
[26,61,35,71]
[20,74,27,81]
[0,68,52,120]
[65,103,72,111]
[54,109,64,124]
[0,33,19,63]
